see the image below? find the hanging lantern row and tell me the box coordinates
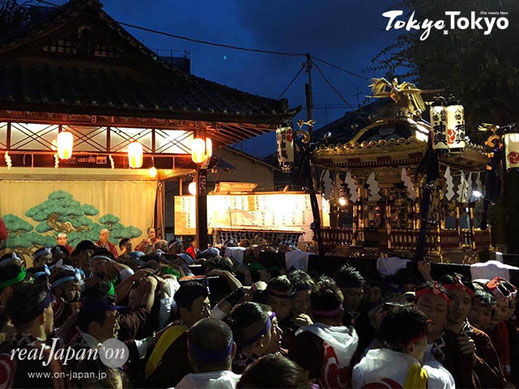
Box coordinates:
[191,137,212,164]
[430,95,466,151]
[33,132,213,170]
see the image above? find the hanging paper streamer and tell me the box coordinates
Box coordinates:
[54,153,59,169]
[4,151,11,170]
[322,170,333,199]
[466,172,473,201]
[474,172,482,194]
[109,154,115,169]
[332,172,343,200]
[366,171,381,201]
[457,172,467,202]
[345,171,359,203]
[445,167,455,200]
[401,168,416,200]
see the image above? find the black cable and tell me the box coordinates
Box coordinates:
[312,61,370,125]
[278,62,306,99]
[313,56,369,81]
[117,21,305,57]
[34,0,372,86]
[32,0,60,7]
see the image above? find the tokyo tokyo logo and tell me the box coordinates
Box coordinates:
[382,10,510,41]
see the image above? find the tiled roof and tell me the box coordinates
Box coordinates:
[0,0,298,125]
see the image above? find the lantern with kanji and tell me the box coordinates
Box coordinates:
[276,125,294,169]
[430,96,448,150]
[446,97,466,150]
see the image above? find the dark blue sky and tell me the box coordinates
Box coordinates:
[64,0,398,156]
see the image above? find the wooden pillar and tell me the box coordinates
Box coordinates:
[385,188,392,249]
[436,190,442,253]
[195,166,208,250]
[469,204,476,250]
[414,186,420,230]
[358,180,365,243]
[330,202,338,228]
[352,202,358,246]
[456,204,462,249]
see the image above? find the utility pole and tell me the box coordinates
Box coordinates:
[303,53,324,256]
[305,54,313,135]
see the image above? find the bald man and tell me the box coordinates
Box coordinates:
[96,229,118,258]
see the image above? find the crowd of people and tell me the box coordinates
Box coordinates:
[0,227,517,389]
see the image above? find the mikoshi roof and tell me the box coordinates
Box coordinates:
[312,99,489,172]
[0,0,299,144]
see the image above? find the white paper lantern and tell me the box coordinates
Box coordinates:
[57,131,73,160]
[446,102,466,150]
[430,98,448,150]
[504,133,519,169]
[276,126,294,164]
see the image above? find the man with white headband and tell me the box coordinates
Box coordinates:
[290,276,359,388]
[485,276,518,384]
[27,247,52,281]
[176,318,239,389]
[1,283,63,388]
[0,261,28,332]
[50,262,84,328]
[56,232,73,255]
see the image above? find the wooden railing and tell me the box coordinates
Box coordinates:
[441,230,462,249]
[321,227,354,247]
[320,227,492,252]
[389,228,437,251]
[473,229,491,249]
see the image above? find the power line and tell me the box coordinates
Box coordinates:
[313,56,369,81]
[312,60,370,125]
[278,62,306,99]
[118,21,305,57]
[30,0,60,7]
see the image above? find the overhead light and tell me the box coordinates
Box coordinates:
[57,131,73,160]
[472,190,483,198]
[338,197,347,206]
[148,166,157,178]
